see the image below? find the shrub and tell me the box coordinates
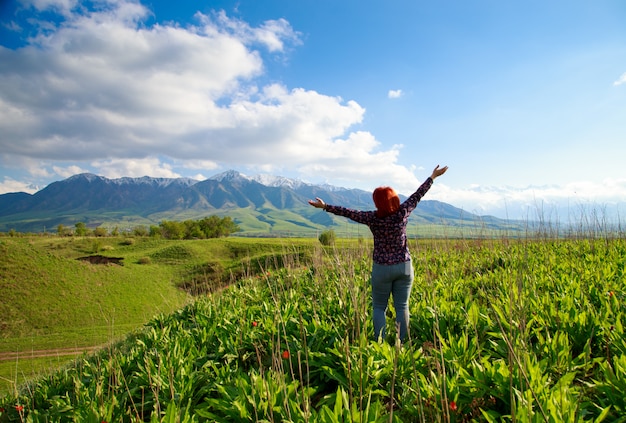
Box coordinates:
[120,238,135,246]
[318,229,336,246]
[133,226,149,237]
[90,240,102,254]
[93,227,108,237]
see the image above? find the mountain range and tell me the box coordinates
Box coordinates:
[0,170,520,235]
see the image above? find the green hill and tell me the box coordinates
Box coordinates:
[0,235,315,395]
[0,237,190,341]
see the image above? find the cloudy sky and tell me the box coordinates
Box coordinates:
[1,0,625,221]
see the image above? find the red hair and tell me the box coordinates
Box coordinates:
[373,186,400,218]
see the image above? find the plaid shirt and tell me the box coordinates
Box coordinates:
[325,177,433,265]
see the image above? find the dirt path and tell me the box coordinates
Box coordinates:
[0,346,102,362]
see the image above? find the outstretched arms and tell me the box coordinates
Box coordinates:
[308,165,448,210]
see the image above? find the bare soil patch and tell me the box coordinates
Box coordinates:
[77,255,124,265]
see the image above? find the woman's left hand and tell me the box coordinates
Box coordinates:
[431,165,448,180]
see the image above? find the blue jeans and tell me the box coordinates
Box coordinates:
[371,260,414,342]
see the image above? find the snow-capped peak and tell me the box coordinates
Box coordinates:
[209,170,250,182]
[249,174,306,189]
[210,170,308,189]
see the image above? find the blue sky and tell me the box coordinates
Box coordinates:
[1,0,625,221]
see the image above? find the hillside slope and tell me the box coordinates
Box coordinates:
[0,237,190,341]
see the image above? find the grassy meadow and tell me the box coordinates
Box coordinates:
[0,236,311,395]
[0,232,625,421]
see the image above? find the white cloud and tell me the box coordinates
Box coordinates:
[613,72,626,86]
[26,0,79,16]
[431,178,626,221]
[0,0,410,188]
[201,11,301,53]
[3,20,22,32]
[299,132,418,192]
[252,18,302,52]
[0,156,53,179]
[388,89,403,99]
[181,160,220,172]
[91,158,181,179]
[0,177,39,194]
[52,164,88,178]
[189,173,206,181]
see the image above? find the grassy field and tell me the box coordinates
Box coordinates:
[0,235,317,396]
[1,233,625,421]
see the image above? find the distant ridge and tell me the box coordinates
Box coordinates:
[0,170,518,235]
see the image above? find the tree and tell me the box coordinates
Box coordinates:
[75,222,88,236]
[57,224,69,236]
[219,216,240,237]
[133,225,149,237]
[155,216,240,239]
[93,227,108,237]
[160,220,185,240]
[149,225,162,238]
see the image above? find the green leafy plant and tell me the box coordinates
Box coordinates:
[1,236,625,421]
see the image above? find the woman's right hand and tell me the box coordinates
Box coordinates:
[308,197,326,209]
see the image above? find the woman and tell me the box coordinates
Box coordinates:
[308,165,448,342]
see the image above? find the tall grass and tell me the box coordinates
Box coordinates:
[1,228,624,421]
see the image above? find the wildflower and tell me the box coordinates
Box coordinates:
[0,407,4,413]
[252,321,258,327]
[15,405,23,412]
[449,401,457,411]
[281,350,290,359]
[608,291,614,297]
